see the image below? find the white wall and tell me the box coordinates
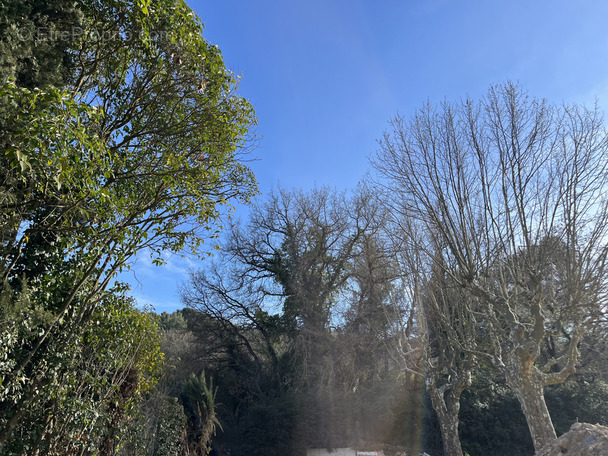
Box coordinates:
[306,449,356,456]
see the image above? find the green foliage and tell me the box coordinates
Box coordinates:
[459,369,533,456]
[1,0,258,279]
[229,394,296,456]
[0,280,50,404]
[459,375,608,456]
[0,0,257,452]
[181,371,221,455]
[545,378,608,434]
[0,0,82,88]
[117,389,187,456]
[0,290,163,455]
[160,309,188,331]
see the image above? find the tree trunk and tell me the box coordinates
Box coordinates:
[427,381,464,456]
[436,409,464,456]
[504,364,556,452]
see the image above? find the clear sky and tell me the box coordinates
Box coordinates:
[124,0,608,313]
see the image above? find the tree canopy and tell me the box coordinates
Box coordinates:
[0,0,257,453]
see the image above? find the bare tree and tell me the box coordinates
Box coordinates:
[180,187,375,450]
[373,82,608,451]
[423,250,477,456]
[422,280,474,456]
[342,187,421,384]
[386,218,476,456]
[182,187,369,387]
[231,187,367,386]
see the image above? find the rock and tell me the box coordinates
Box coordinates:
[535,423,608,456]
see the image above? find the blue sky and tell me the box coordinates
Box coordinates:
[124,0,608,313]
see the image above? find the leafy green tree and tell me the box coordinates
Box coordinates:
[0,289,163,455]
[0,0,257,451]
